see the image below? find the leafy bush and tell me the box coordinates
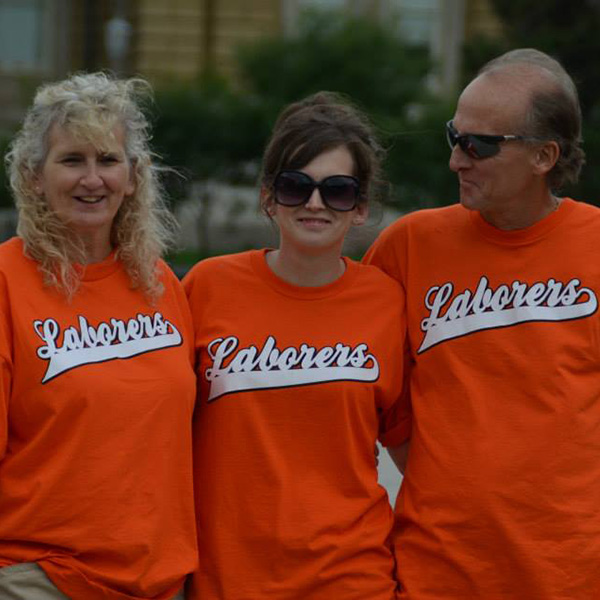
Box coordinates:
[0,134,13,209]
[152,9,459,212]
[152,73,272,202]
[379,100,459,210]
[236,9,431,115]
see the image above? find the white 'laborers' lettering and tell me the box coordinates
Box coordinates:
[204,336,380,401]
[418,276,597,353]
[34,312,182,383]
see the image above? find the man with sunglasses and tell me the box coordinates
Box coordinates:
[364,48,600,599]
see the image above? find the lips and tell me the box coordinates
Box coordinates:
[297,217,332,231]
[459,177,478,189]
[75,196,105,204]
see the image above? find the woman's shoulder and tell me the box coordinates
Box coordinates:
[183,250,257,283]
[0,237,29,271]
[181,250,261,302]
[0,236,24,254]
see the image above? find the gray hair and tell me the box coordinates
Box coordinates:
[479,48,585,190]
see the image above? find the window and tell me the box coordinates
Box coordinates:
[0,0,49,72]
[395,0,438,46]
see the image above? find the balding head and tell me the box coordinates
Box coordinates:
[475,49,584,190]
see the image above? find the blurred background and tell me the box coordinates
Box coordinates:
[1,0,600,270]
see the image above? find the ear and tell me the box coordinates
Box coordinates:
[32,174,44,196]
[352,203,368,226]
[532,140,560,176]
[260,186,277,216]
[125,180,135,197]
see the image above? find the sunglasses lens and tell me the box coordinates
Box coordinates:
[467,136,500,158]
[274,171,359,211]
[321,176,359,211]
[274,172,313,206]
[446,121,501,159]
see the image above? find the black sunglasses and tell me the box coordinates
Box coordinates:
[273,170,360,212]
[446,120,542,159]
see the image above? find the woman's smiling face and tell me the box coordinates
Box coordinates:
[270,145,367,257]
[36,123,135,257]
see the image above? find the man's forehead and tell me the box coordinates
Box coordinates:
[453,70,540,131]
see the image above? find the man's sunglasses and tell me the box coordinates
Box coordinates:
[446,120,542,159]
[273,170,360,212]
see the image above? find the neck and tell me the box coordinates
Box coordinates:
[480,190,560,231]
[76,231,113,265]
[266,247,346,287]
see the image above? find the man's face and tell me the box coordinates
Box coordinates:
[449,71,542,228]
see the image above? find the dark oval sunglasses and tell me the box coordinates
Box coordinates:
[273,170,360,212]
[446,120,543,160]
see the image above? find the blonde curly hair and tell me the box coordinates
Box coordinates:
[5,72,177,302]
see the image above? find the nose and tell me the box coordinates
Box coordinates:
[79,161,103,189]
[304,187,327,210]
[448,144,471,173]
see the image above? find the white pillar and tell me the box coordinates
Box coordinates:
[430,0,465,96]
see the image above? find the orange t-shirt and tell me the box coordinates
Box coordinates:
[0,237,198,600]
[364,198,600,599]
[184,249,407,600]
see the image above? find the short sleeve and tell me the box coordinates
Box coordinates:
[378,336,412,447]
[362,220,406,283]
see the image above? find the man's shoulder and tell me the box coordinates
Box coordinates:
[377,203,464,239]
[353,260,404,295]
[559,198,600,231]
[364,204,464,274]
[566,198,600,217]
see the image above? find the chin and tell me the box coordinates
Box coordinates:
[459,196,482,212]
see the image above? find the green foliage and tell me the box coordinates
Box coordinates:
[0,134,13,209]
[236,9,431,114]
[152,73,272,201]
[487,0,600,116]
[568,106,600,204]
[461,33,508,86]
[152,9,458,212]
[380,101,458,210]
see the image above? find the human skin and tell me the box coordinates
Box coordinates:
[265,145,367,287]
[35,124,135,263]
[449,67,560,230]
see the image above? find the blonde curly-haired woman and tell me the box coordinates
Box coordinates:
[0,73,196,600]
